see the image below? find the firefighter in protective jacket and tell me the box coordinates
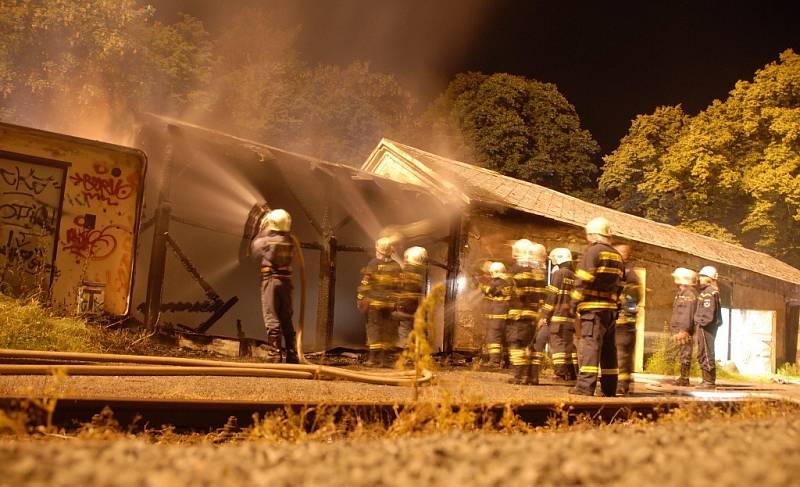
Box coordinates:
[614,244,641,395]
[481,261,512,368]
[540,247,578,382]
[569,217,625,396]
[396,246,428,350]
[507,240,546,384]
[694,266,721,389]
[358,237,402,367]
[251,209,299,363]
[669,267,699,386]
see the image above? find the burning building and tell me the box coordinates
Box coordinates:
[362,139,800,373]
[130,115,453,353]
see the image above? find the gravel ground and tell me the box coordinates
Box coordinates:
[0,369,721,405]
[1,415,798,487]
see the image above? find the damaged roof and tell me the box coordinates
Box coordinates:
[363,138,800,286]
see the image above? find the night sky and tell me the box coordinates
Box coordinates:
[157,0,799,153]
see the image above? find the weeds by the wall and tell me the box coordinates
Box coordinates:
[0,293,153,354]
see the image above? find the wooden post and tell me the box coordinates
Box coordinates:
[443,214,464,356]
[315,234,337,353]
[143,137,175,331]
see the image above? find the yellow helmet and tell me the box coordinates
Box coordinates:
[489,261,506,279]
[585,216,612,237]
[404,246,428,266]
[266,209,291,232]
[549,248,572,266]
[672,267,697,286]
[528,242,547,265]
[698,266,718,280]
[375,237,394,259]
[512,239,533,262]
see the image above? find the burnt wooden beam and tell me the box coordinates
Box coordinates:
[443,214,464,356]
[143,137,176,331]
[315,234,338,353]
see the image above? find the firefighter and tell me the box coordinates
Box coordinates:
[506,240,536,384]
[614,244,641,395]
[669,267,699,386]
[569,217,625,396]
[251,209,299,364]
[540,247,578,383]
[519,242,549,385]
[694,266,721,389]
[396,246,428,350]
[480,261,512,368]
[357,237,402,367]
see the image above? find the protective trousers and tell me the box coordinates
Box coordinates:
[366,306,398,352]
[615,324,636,387]
[695,325,717,372]
[261,276,296,359]
[484,316,506,365]
[396,313,413,349]
[550,320,577,379]
[506,318,532,381]
[669,325,693,378]
[575,310,618,396]
[529,322,549,362]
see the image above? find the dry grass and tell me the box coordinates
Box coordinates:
[3,383,798,445]
[0,293,154,354]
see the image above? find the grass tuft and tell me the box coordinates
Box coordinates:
[0,293,153,354]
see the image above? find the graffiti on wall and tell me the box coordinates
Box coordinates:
[0,157,65,293]
[61,215,119,261]
[69,163,136,207]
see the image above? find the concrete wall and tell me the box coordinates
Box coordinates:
[0,124,145,315]
[452,206,798,371]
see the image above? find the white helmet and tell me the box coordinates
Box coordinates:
[265,209,291,232]
[512,239,533,262]
[698,266,718,280]
[375,237,394,259]
[585,216,612,237]
[528,242,547,265]
[404,246,428,266]
[672,267,698,286]
[549,248,572,266]
[489,261,506,279]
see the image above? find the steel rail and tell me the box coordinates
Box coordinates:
[0,394,780,432]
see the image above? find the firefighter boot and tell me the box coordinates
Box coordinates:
[485,353,502,369]
[265,334,282,364]
[365,349,381,367]
[525,364,540,385]
[508,365,527,385]
[696,369,716,389]
[672,364,691,386]
[283,332,300,364]
[616,381,631,396]
[566,363,578,381]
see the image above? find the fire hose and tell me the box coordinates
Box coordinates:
[0,232,433,386]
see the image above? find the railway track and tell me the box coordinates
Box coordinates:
[0,392,785,432]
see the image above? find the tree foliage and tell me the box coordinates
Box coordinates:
[419,72,601,199]
[601,49,800,265]
[0,0,212,137]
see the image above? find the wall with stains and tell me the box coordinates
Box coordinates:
[0,123,145,315]
[452,207,798,370]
